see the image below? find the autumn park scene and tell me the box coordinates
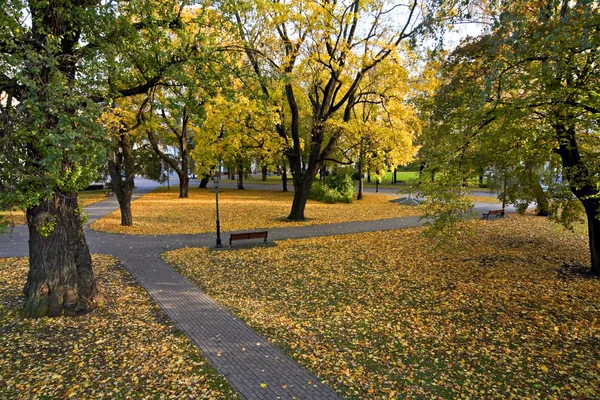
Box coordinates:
[1,0,599,398]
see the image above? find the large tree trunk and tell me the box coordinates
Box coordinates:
[288,164,319,220]
[288,179,312,220]
[554,120,600,273]
[178,172,189,198]
[582,199,600,274]
[23,193,104,318]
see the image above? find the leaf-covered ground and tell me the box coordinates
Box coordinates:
[1,191,107,227]
[91,187,421,235]
[0,255,237,399]
[466,195,503,204]
[164,216,599,399]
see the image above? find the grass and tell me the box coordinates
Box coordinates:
[0,190,107,227]
[90,187,421,235]
[164,215,599,399]
[0,255,237,399]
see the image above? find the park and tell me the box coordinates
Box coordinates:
[1,0,599,399]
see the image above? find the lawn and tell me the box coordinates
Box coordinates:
[0,255,237,399]
[0,190,107,227]
[164,216,599,399]
[91,187,421,235]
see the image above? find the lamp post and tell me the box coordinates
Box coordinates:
[213,173,223,248]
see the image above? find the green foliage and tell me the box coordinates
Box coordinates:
[36,216,56,237]
[309,168,355,204]
[418,172,476,245]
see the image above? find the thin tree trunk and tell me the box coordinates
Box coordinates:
[237,163,245,189]
[282,170,288,192]
[108,132,135,226]
[23,193,104,317]
[357,158,364,200]
[532,181,550,216]
[262,166,268,181]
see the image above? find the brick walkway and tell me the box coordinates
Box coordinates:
[0,182,507,399]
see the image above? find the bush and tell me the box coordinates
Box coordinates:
[309,168,355,203]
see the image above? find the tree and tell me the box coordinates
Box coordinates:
[1,0,109,316]
[422,0,600,272]
[343,58,420,199]
[230,0,463,220]
[194,94,283,189]
[0,0,202,316]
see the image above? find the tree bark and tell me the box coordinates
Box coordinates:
[282,169,288,192]
[554,120,600,273]
[531,181,550,216]
[357,158,364,200]
[262,165,268,181]
[23,193,104,318]
[108,130,135,226]
[288,178,313,220]
[237,162,245,189]
[582,199,600,274]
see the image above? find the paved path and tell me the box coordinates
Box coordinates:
[0,180,508,399]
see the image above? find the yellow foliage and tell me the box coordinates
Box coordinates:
[164,216,597,399]
[91,187,421,235]
[0,255,236,398]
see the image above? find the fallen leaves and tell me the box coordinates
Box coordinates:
[164,215,599,399]
[91,187,421,235]
[0,255,237,399]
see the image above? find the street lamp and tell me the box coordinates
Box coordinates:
[213,173,223,248]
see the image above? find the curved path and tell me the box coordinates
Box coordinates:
[0,180,507,400]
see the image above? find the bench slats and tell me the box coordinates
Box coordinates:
[229,231,268,246]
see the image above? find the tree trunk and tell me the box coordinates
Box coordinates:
[357,158,364,200]
[282,171,288,192]
[582,199,600,274]
[237,163,245,189]
[23,193,104,318]
[419,162,426,184]
[262,166,268,181]
[367,170,371,183]
[554,120,600,274]
[108,132,135,227]
[532,181,550,216]
[288,179,313,220]
[178,173,189,198]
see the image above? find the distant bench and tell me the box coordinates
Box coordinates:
[482,209,504,219]
[104,190,114,198]
[229,231,268,246]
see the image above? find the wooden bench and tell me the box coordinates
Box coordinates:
[104,190,114,198]
[482,209,504,219]
[229,231,268,246]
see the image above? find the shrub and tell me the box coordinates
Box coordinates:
[309,168,355,203]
